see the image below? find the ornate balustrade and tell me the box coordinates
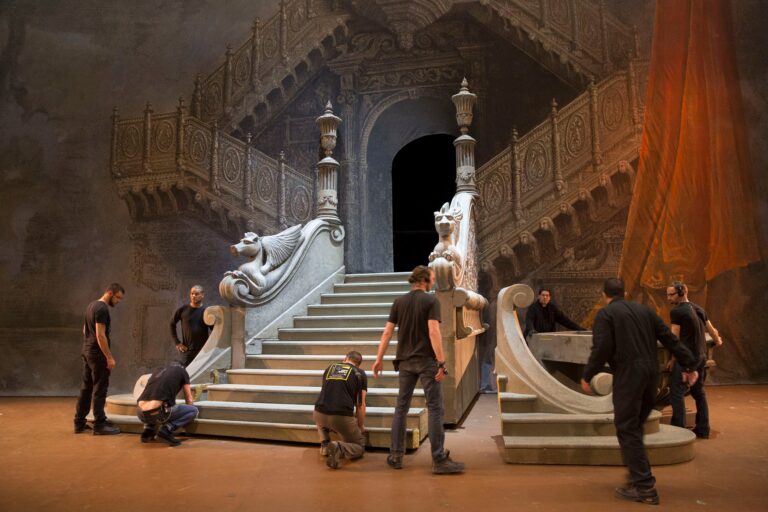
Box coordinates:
[475,60,647,265]
[481,0,637,79]
[191,0,349,123]
[110,99,314,236]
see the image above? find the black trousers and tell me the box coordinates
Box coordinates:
[181,347,200,367]
[612,361,657,490]
[74,351,111,426]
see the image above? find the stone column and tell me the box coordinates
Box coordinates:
[452,78,478,195]
[315,101,342,222]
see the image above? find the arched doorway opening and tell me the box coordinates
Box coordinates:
[391,134,456,271]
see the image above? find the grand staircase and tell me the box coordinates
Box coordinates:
[105,271,429,449]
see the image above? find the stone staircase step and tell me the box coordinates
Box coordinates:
[500,410,661,437]
[278,327,392,341]
[261,340,395,355]
[502,424,695,465]
[498,392,539,413]
[97,414,421,449]
[245,354,395,370]
[344,272,410,283]
[307,304,393,316]
[207,384,425,408]
[321,292,404,304]
[195,401,427,431]
[227,369,410,388]
[333,282,411,294]
[293,314,389,328]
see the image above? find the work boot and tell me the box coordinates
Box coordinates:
[93,423,120,435]
[156,426,181,446]
[432,455,465,474]
[386,454,403,470]
[74,423,92,434]
[320,441,329,456]
[614,486,660,505]
[326,442,341,469]
[140,427,156,443]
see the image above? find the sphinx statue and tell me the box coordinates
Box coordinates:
[429,202,463,291]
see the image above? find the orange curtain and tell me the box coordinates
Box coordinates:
[619,0,761,310]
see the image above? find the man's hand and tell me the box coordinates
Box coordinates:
[371,358,383,378]
[176,343,187,353]
[715,336,723,347]
[435,366,446,383]
[106,357,116,370]
[682,370,699,387]
[665,358,674,372]
[580,378,593,395]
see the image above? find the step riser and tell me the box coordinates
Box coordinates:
[228,373,409,388]
[261,342,391,355]
[503,442,694,465]
[294,317,388,328]
[322,294,399,305]
[245,357,389,371]
[499,400,537,414]
[501,420,660,437]
[278,330,391,341]
[344,274,410,284]
[196,407,424,430]
[307,305,392,316]
[334,283,411,293]
[207,389,425,408]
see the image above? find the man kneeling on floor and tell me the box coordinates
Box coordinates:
[313,350,367,469]
[137,362,198,446]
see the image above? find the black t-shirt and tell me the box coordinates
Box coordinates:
[138,365,190,407]
[83,300,111,354]
[170,304,211,351]
[670,302,706,360]
[388,290,441,363]
[314,362,367,417]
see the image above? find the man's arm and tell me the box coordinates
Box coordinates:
[356,390,367,432]
[705,320,723,346]
[95,323,116,369]
[554,306,584,331]
[666,323,681,369]
[182,383,195,405]
[372,322,395,377]
[170,307,186,352]
[581,311,614,385]
[524,305,536,337]
[428,319,447,383]
[654,314,699,385]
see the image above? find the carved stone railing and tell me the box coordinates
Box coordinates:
[428,79,487,424]
[110,99,314,236]
[475,59,647,267]
[192,0,349,127]
[476,0,637,81]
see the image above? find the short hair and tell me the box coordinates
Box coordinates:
[191,285,205,293]
[669,281,687,297]
[538,288,552,295]
[105,283,125,295]
[345,350,363,366]
[603,278,624,298]
[408,265,432,284]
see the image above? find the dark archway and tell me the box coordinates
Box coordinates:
[392,134,456,271]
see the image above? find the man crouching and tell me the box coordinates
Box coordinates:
[313,350,367,469]
[137,363,198,446]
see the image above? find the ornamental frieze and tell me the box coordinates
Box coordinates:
[357,66,463,93]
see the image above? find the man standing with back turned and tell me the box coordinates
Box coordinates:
[170,285,212,367]
[581,278,699,505]
[372,265,464,474]
[74,283,125,435]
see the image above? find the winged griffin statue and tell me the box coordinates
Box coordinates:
[429,202,463,291]
[219,224,304,305]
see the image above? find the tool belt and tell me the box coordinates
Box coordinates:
[137,403,172,426]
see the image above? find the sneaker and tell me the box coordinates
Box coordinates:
[74,424,92,434]
[326,441,341,469]
[386,454,403,470]
[92,424,120,435]
[320,441,329,457]
[614,486,660,505]
[156,426,181,446]
[140,427,156,443]
[432,455,465,474]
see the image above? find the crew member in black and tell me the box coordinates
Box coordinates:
[74,283,125,435]
[137,362,198,446]
[581,278,699,505]
[170,285,212,367]
[666,281,722,438]
[524,288,584,338]
[313,350,367,469]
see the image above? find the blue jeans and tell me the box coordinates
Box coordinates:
[670,361,709,436]
[166,404,198,431]
[390,357,447,462]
